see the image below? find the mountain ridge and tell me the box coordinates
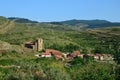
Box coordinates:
[59,19,120,28]
[1,16,120,29]
[8,17,39,23]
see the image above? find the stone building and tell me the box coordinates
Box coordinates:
[25,38,44,51]
[35,38,44,51]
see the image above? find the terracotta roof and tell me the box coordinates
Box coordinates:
[71,50,81,57]
[41,49,63,59]
[87,54,94,56]
[26,41,35,45]
[95,54,103,56]
[55,55,63,59]
[45,49,63,56]
[73,50,81,55]
[102,54,113,57]
[83,53,113,57]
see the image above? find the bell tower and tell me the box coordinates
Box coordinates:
[35,38,44,51]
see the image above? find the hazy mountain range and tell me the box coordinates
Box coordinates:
[8,17,120,29]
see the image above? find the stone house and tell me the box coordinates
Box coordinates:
[35,49,64,59]
[25,38,44,51]
[94,54,104,61]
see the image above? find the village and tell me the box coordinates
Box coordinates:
[25,38,114,62]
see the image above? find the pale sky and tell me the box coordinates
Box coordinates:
[0,0,120,22]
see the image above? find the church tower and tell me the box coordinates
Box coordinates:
[35,38,44,51]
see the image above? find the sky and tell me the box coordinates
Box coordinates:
[0,0,120,22]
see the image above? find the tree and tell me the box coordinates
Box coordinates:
[64,43,79,52]
[70,57,84,66]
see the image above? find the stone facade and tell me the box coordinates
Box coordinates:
[35,38,44,51]
[25,38,44,51]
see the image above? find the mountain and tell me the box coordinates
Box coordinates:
[7,16,120,29]
[0,16,9,25]
[8,17,38,23]
[0,16,15,34]
[60,19,120,28]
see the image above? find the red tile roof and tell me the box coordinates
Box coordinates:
[42,49,63,59]
[87,54,94,56]
[95,54,103,56]
[71,50,81,57]
[46,49,63,56]
[102,54,113,57]
[26,41,35,45]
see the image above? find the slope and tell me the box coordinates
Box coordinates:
[0,16,15,34]
[0,16,119,53]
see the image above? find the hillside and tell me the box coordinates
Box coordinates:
[7,17,120,29]
[60,19,120,28]
[0,16,120,80]
[8,17,38,23]
[0,16,15,34]
[0,16,120,53]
